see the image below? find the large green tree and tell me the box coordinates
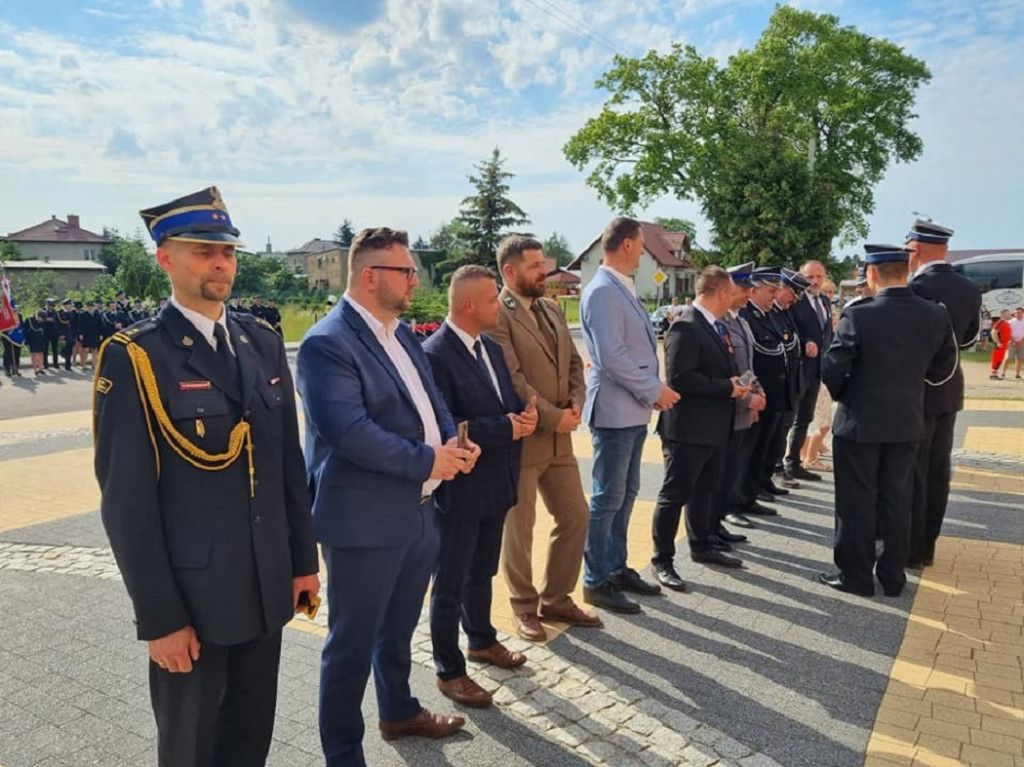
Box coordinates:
[456,148,531,267]
[112,236,169,299]
[564,5,930,265]
[334,219,355,247]
[543,232,575,268]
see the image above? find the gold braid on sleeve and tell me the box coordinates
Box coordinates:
[96,333,255,497]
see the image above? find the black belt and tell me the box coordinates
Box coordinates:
[419,494,433,506]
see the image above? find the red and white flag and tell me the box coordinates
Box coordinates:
[1,277,20,334]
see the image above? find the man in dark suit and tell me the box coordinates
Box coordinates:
[94,187,321,766]
[906,220,982,567]
[718,263,767,532]
[819,245,957,597]
[423,265,538,708]
[297,227,479,767]
[651,266,752,586]
[784,260,834,482]
[738,269,790,513]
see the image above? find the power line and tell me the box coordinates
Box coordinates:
[533,0,628,55]
[517,0,628,58]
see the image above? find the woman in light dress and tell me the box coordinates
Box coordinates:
[801,279,838,471]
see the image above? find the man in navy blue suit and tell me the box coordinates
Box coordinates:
[423,265,538,707]
[297,228,481,767]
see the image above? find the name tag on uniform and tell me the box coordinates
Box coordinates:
[179,380,212,391]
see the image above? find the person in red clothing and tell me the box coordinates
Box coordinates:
[990,309,1012,379]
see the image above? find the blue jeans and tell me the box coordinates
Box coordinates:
[584,424,648,587]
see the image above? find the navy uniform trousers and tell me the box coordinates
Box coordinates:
[833,437,919,594]
[429,510,504,680]
[319,501,441,767]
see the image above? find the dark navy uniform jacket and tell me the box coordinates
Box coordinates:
[740,301,793,413]
[94,305,318,646]
[909,263,982,415]
[822,287,957,444]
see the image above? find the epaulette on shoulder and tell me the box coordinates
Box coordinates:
[238,313,278,334]
[108,318,160,345]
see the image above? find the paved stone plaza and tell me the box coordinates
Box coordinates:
[0,359,1021,767]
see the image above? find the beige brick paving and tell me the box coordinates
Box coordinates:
[866,537,1024,767]
[962,426,1024,458]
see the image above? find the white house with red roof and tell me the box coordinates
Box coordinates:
[567,221,696,302]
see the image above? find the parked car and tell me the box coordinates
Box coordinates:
[650,305,672,338]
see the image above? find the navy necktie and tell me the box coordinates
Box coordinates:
[714,320,732,353]
[474,340,500,398]
[213,322,239,386]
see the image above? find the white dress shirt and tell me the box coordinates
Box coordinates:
[445,319,502,399]
[170,296,234,355]
[347,296,443,496]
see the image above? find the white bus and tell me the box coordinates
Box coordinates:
[950,253,1024,314]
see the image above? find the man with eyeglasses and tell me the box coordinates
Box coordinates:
[297,227,481,766]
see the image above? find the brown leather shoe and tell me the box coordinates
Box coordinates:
[467,642,527,669]
[512,612,547,642]
[379,708,466,741]
[538,600,603,627]
[436,675,493,708]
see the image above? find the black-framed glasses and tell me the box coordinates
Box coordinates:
[369,266,418,280]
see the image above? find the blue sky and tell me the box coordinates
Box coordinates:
[0,0,1020,258]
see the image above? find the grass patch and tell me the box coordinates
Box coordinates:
[280,305,323,343]
[558,295,580,324]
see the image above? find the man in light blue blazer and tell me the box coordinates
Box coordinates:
[580,217,680,614]
[297,227,479,767]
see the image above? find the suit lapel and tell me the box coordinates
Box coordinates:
[397,325,445,430]
[604,269,657,350]
[342,301,419,412]
[503,289,556,365]
[161,305,242,403]
[444,326,504,408]
[694,310,733,366]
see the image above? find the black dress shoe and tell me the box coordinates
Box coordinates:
[787,466,822,481]
[715,526,747,543]
[610,567,661,596]
[653,564,689,592]
[582,582,641,614]
[711,538,733,552]
[762,482,790,496]
[880,583,904,598]
[690,550,742,568]
[723,512,754,528]
[744,502,778,516]
[778,472,801,489]
[816,572,874,597]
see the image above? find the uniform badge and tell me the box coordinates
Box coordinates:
[269,377,281,386]
[96,377,113,395]
[182,335,194,347]
[196,419,205,438]
[180,380,212,390]
[503,296,517,309]
[239,334,248,344]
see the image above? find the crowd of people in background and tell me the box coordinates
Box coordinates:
[987,306,1024,380]
[1,292,283,379]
